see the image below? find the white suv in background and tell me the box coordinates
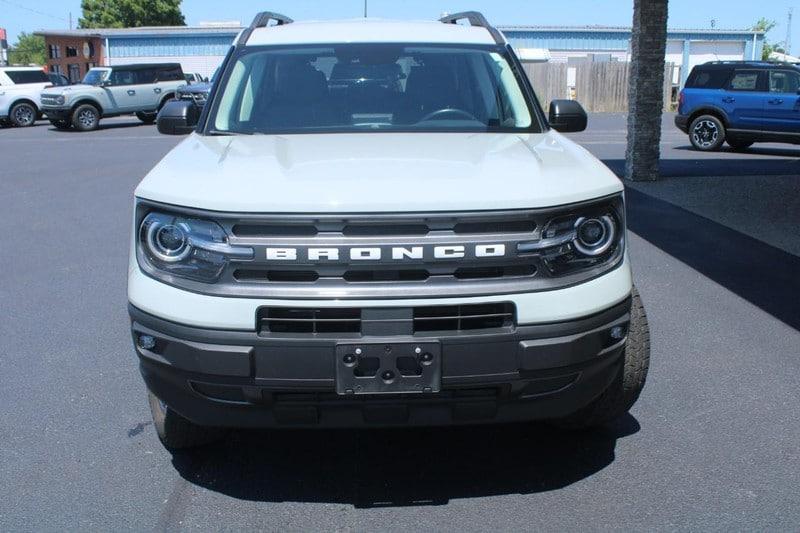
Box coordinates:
[132,12,650,449]
[40,63,185,131]
[0,66,51,127]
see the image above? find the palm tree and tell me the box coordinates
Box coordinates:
[625,0,669,181]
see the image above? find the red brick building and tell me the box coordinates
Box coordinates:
[37,33,106,83]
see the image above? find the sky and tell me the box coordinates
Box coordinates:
[0,0,796,53]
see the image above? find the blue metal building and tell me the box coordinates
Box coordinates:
[38,23,765,87]
[499,26,766,86]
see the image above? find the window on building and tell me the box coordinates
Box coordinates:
[66,46,78,58]
[68,64,81,83]
[86,62,96,72]
[769,70,800,93]
[51,64,62,75]
[728,71,760,91]
[48,44,61,59]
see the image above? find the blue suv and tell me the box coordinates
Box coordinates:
[675,61,800,151]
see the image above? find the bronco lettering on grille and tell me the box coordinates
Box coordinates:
[265,245,507,262]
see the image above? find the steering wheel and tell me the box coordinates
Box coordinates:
[419,108,480,123]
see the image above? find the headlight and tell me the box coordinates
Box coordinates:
[138,212,253,283]
[55,95,66,105]
[518,197,624,277]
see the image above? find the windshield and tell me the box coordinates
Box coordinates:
[82,69,109,85]
[210,44,540,134]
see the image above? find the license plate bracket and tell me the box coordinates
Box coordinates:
[335,342,441,395]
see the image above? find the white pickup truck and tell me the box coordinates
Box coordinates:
[131,11,650,449]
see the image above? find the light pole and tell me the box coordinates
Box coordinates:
[364,0,368,18]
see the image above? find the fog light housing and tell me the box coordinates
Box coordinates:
[137,334,157,350]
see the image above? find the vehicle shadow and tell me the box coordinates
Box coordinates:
[602,155,800,178]
[48,121,153,132]
[170,415,639,507]
[624,187,800,331]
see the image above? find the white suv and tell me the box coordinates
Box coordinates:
[40,63,185,131]
[0,66,51,127]
[131,12,650,449]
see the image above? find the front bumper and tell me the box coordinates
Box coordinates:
[674,114,690,133]
[41,107,72,120]
[130,297,631,428]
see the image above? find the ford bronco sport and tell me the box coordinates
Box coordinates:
[676,61,800,151]
[40,63,185,131]
[130,12,650,449]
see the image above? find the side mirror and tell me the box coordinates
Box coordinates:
[101,80,112,87]
[157,100,200,135]
[549,99,588,133]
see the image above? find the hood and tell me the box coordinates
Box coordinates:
[135,131,622,213]
[42,84,97,96]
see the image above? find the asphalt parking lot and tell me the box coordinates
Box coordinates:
[1,114,799,531]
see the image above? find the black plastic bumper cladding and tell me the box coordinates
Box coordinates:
[129,297,631,428]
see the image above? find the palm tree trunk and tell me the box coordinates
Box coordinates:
[625,0,669,181]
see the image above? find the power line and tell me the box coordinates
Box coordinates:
[0,0,69,23]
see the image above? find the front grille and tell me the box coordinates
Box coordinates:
[413,303,516,333]
[257,303,516,336]
[260,307,362,334]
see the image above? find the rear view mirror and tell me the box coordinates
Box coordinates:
[549,99,588,133]
[157,100,200,135]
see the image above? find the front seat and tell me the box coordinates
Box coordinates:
[260,62,330,129]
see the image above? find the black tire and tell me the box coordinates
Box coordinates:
[49,119,72,130]
[689,114,725,151]
[9,101,37,127]
[554,287,650,429]
[727,138,753,151]
[147,390,224,450]
[0,119,10,128]
[136,111,157,124]
[71,104,100,131]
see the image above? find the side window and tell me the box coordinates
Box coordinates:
[109,69,135,86]
[686,69,731,89]
[728,70,761,91]
[136,68,157,84]
[769,70,800,94]
[156,67,183,82]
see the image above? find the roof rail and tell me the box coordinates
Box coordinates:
[440,11,505,45]
[237,11,293,46]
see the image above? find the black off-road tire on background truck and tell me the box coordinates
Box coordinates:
[72,104,101,132]
[554,287,650,429]
[9,101,38,128]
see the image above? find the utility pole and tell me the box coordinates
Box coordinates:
[69,12,73,30]
[786,8,793,55]
[364,0,368,18]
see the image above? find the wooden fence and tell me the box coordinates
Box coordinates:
[523,62,676,113]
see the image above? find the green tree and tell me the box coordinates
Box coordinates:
[7,32,46,66]
[752,18,779,60]
[79,0,185,29]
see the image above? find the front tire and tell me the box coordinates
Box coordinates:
[554,287,650,429]
[136,111,157,124]
[147,391,224,450]
[9,102,37,127]
[689,114,725,151]
[72,104,100,131]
